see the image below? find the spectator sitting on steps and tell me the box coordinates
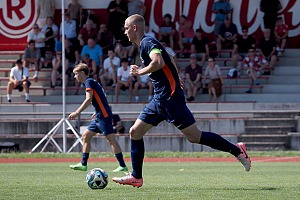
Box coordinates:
[7,59,31,103]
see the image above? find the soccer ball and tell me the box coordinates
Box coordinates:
[86,168,108,189]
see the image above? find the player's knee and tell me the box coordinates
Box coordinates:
[129,127,135,138]
[129,126,140,139]
[81,132,92,143]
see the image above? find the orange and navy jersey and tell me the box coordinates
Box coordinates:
[85,78,112,118]
[139,35,183,101]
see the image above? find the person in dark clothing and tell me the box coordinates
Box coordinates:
[260,0,282,33]
[107,0,128,40]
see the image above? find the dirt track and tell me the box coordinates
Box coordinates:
[1,157,300,163]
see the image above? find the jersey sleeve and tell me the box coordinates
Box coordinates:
[85,79,93,92]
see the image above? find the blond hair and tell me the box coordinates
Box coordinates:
[73,63,89,75]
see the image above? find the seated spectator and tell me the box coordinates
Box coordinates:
[7,59,31,103]
[100,48,120,88]
[217,16,238,56]
[158,13,176,49]
[231,26,256,69]
[51,51,70,88]
[78,20,98,47]
[97,23,114,55]
[144,23,155,38]
[74,53,97,95]
[27,24,46,66]
[60,13,79,51]
[67,0,82,34]
[259,29,277,71]
[128,0,146,16]
[115,58,133,102]
[202,58,224,102]
[41,17,58,53]
[81,38,103,72]
[191,28,210,66]
[133,66,153,102]
[178,15,195,53]
[112,113,126,135]
[243,48,268,93]
[274,17,289,57]
[212,0,232,38]
[185,54,202,102]
[23,40,41,81]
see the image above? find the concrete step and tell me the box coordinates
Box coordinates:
[245,125,294,134]
[253,112,300,118]
[268,75,300,84]
[283,49,300,57]
[3,92,300,104]
[222,93,300,103]
[245,118,295,126]
[272,66,300,75]
[240,142,288,151]
[238,134,289,143]
[262,84,300,93]
[277,58,300,66]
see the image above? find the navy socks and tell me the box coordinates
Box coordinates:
[199,131,240,157]
[81,153,89,166]
[115,152,126,167]
[131,139,145,179]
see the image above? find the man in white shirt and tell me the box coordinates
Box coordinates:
[115,58,133,102]
[7,59,31,103]
[100,48,121,88]
[60,13,78,50]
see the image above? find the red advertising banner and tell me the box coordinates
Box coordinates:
[0,0,299,51]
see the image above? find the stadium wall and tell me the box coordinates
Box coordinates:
[0,0,299,51]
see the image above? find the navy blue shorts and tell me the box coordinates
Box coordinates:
[138,93,196,130]
[87,115,114,135]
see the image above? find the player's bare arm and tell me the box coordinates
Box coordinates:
[131,53,165,76]
[69,90,93,120]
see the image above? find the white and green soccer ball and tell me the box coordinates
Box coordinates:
[86,168,108,189]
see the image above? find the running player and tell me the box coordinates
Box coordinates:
[69,63,128,172]
[112,14,251,188]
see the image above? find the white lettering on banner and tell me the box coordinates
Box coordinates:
[0,0,37,39]
[148,0,300,37]
[286,0,300,37]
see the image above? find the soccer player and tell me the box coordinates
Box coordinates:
[112,14,251,188]
[69,63,128,172]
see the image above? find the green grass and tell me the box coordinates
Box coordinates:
[1,162,300,200]
[1,151,300,158]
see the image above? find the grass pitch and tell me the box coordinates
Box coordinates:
[1,161,300,200]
